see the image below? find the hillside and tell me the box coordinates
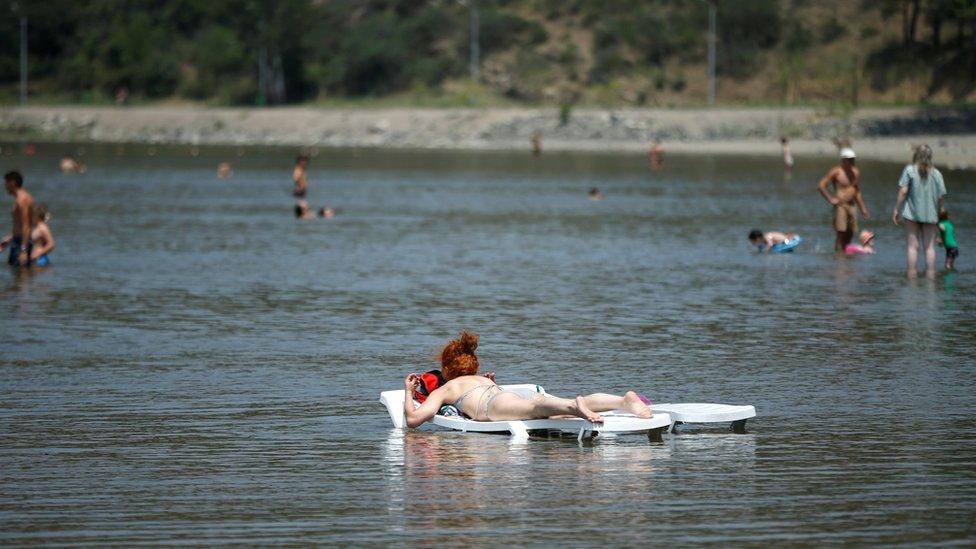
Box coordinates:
[1,0,974,107]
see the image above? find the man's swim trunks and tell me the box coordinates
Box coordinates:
[7,237,32,266]
[833,202,858,233]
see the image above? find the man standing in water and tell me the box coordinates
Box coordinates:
[2,171,35,267]
[293,155,310,198]
[817,148,870,251]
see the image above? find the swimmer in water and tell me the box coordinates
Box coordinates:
[844,230,876,255]
[588,187,603,200]
[217,162,233,179]
[293,155,310,198]
[318,206,335,219]
[59,156,86,174]
[294,200,315,220]
[748,229,799,253]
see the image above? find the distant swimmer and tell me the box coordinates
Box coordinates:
[59,156,86,174]
[294,200,315,220]
[588,187,603,200]
[531,131,542,156]
[295,200,335,220]
[844,230,876,256]
[293,155,310,198]
[28,204,54,266]
[780,136,794,170]
[217,162,233,179]
[817,147,870,251]
[649,139,664,171]
[2,171,36,267]
[748,229,801,254]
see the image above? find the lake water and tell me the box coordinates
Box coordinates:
[1,143,974,545]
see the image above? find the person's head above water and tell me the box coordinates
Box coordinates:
[440,331,480,380]
[859,230,875,246]
[748,229,764,244]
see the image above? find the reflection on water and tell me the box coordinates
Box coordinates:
[1,144,974,544]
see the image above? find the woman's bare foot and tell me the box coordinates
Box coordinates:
[574,396,603,423]
[623,391,652,418]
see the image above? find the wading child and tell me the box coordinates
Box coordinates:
[29,204,55,265]
[938,207,958,270]
[844,230,876,255]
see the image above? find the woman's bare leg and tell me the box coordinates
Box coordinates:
[580,392,652,418]
[922,223,938,277]
[905,221,920,278]
[483,392,597,422]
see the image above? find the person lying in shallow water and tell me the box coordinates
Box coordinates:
[403,331,651,428]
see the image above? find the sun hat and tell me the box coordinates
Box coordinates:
[840,147,857,159]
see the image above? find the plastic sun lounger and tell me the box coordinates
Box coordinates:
[652,402,756,433]
[379,384,673,442]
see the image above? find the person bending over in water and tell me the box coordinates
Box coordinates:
[748,229,799,253]
[403,331,651,428]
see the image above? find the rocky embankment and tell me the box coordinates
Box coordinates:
[2,106,975,166]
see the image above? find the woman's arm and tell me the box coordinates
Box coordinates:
[403,374,447,429]
[30,225,54,260]
[892,186,908,225]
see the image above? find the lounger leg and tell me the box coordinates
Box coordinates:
[509,422,529,439]
[647,426,665,443]
[730,419,748,434]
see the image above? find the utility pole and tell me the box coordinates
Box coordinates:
[707,0,716,106]
[469,1,480,80]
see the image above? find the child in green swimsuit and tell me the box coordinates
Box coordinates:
[938,207,958,270]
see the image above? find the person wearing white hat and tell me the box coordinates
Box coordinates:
[817,147,870,251]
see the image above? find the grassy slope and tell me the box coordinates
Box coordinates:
[0,1,966,108]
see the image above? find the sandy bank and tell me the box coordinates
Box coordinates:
[1,105,974,167]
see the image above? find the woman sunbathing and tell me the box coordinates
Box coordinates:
[403,331,652,428]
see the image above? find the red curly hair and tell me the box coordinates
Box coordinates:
[441,331,480,380]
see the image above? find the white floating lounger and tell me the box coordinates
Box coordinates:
[380,384,672,442]
[652,403,756,433]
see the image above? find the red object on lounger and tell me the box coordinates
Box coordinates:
[415,370,446,403]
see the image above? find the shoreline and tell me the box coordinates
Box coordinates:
[2,105,975,168]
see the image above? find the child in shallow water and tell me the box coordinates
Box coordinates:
[29,204,55,265]
[938,208,958,270]
[748,229,800,253]
[844,230,876,255]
